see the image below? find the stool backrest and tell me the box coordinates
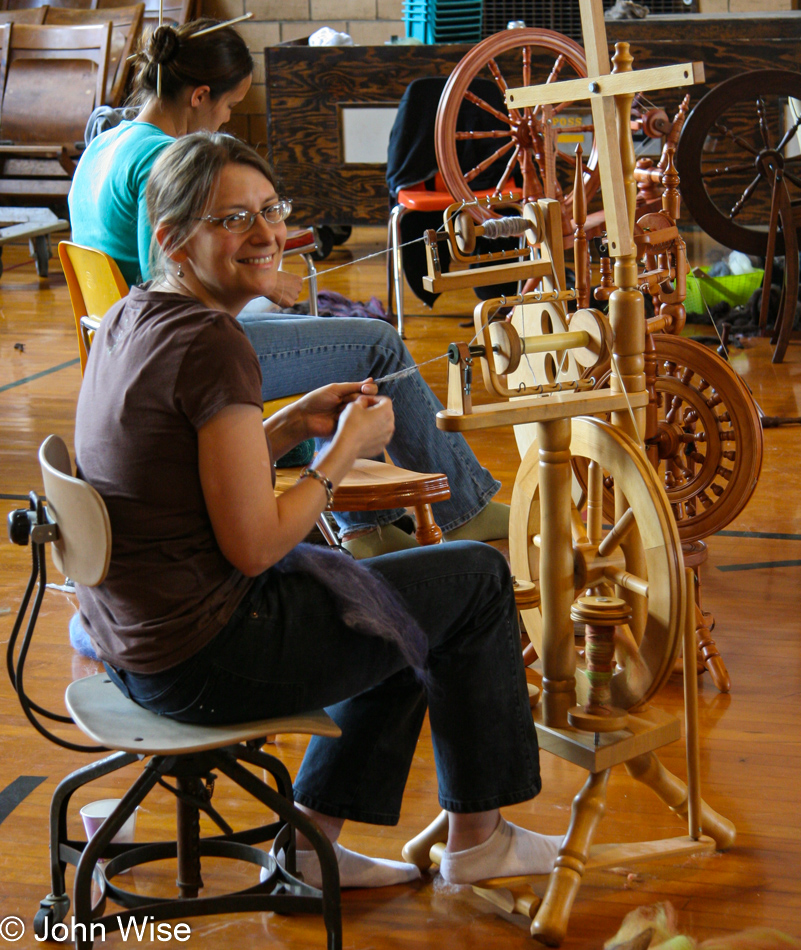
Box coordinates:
[39,434,111,586]
[58,240,128,373]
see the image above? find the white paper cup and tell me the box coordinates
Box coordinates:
[80,799,138,866]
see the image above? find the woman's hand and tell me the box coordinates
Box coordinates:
[292,379,381,440]
[334,393,395,459]
[267,270,303,309]
[200,389,393,577]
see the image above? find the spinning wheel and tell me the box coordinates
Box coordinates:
[677,69,801,257]
[434,29,599,224]
[407,15,736,941]
[509,416,685,712]
[574,335,763,543]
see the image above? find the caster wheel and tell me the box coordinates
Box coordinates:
[311,226,335,260]
[329,225,352,245]
[34,895,70,938]
[30,235,50,277]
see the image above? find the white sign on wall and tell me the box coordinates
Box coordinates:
[340,105,400,165]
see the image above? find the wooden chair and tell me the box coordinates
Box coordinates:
[6,434,343,947]
[3,0,193,23]
[58,240,451,546]
[0,22,112,200]
[0,6,46,22]
[2,0,92,9]
[97,0,194,30]
[59,238,316,373]
[43,2,144,106]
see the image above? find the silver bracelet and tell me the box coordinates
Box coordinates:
[298,466,335,510]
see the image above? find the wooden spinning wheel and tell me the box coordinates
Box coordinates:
[509,416,685,712]
[574,335,763,543]
[406,10,736,940]
[677,69,801,258]
[434,29,600,225]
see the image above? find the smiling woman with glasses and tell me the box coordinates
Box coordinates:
[72,129,559,904]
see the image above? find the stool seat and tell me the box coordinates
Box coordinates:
[275,457,450,512]
[66,673,341,755]
[275,458,450,545]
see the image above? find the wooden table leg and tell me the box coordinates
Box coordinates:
[413,502,443,545]
[624,751,736,849]
[530,769,610,946]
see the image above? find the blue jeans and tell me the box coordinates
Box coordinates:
[105,542,542,823]
[236,311,500,535]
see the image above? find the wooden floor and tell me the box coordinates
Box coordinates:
[1,229,800,948]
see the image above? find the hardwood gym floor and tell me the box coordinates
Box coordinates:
[1,228,800,948]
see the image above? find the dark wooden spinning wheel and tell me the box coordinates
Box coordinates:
[434,29,600,226]
[678,69,801,361]
[677,69,801,258]
[575,335,763,544]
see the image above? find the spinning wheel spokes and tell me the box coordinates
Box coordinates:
[653,336,762,535]
[510,416,684,712]
[575,336,763,543]
[678,69,801,256]
[435,29,600,225]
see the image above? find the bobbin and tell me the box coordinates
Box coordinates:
[568,594,632,733]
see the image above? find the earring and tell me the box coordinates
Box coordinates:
[177,263,184,278]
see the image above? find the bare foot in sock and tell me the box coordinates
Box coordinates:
[438,818,562,884]
[270,841,422,889]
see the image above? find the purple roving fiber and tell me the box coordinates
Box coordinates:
[274,542,429,677]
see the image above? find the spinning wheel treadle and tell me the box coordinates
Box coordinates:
[574,335,763,543]
[435,29,599,224]
[509,416,685,712]
[677,69,801,257]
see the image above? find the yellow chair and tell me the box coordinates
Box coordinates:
[58,241,129,374]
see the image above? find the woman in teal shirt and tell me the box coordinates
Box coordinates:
[69,20,252,287]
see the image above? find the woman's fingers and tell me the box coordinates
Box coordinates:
[337,396,395,457]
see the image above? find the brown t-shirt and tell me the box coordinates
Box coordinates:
[74,286,264,674]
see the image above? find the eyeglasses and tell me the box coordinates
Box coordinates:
[199,199,292,233]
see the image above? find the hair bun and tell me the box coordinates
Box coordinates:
[149,25,180,66]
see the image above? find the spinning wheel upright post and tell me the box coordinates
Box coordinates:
[403,2,735,944]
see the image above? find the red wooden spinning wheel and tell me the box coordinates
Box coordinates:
[434,28,600,225]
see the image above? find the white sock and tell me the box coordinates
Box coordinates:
[438,818,562,885]
[269,841,421,889]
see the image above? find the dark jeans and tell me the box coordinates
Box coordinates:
[107,542,541,824]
